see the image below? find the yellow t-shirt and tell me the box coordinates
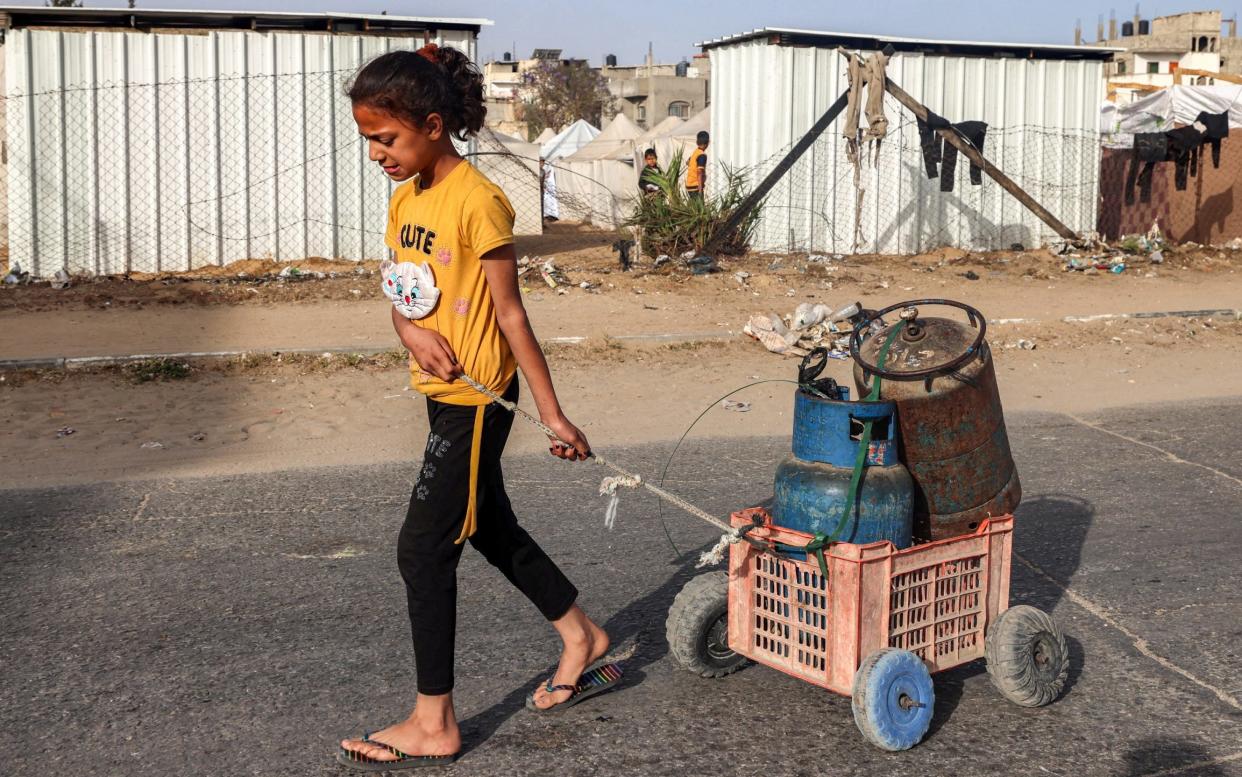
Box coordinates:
[686,147,707,190]
[385,160,517,406]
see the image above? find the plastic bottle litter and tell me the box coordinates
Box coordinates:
[792,302,833,329]
[721,400,751,413]
[1110,263,1126,274]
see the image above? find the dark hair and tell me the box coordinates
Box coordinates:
[644,148,657,158]
[347,45,486,141]
[696,130,710,145]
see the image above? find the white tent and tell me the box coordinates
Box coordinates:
[636,115,684,143]
[540,119,599,160]
[474,127,542,235]
[566,113,644,161]
[1101,85,1242,148]
[534,127,557,144]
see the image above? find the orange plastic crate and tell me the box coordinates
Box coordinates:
[727,508,1013,696]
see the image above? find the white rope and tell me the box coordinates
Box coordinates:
[458,374,742,565]
[599,474,640,530]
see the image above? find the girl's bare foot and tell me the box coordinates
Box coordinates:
[339,694,461,762]
[531,605,611,710]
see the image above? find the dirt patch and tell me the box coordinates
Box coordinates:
[4,318,1241,489]
[3,220,1239,314]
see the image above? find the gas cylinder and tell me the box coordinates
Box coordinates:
[772,379,914,550]
[851,299,1020,542]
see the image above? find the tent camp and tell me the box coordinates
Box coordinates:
[534,127,557,145]
[550,114,647,228]
[566,113,644,161]
[636,115,684,144]
[474,127,542,235]
[540,120,599,160]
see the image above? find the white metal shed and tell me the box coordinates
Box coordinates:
[0,6,490,277]
[701,28,1117,254]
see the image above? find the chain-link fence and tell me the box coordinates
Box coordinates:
[0,70,1125,280]
[2,69,400,278]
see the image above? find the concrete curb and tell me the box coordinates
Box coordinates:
[0,309,1236,372]
[0,332,740,372]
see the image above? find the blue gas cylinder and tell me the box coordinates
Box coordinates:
[773,386,914,549]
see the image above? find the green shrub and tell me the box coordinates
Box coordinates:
[625,150,762,258]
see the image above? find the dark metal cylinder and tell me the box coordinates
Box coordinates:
[853,303,1020,541]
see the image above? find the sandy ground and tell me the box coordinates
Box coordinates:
[3,233,1241,489]
[5,312,1241,489]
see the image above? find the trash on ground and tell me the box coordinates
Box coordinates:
[190,432,207,442]
[540,260,569,289]
[721,400,751,413]
[140,441,164,449]
[56,426,76,438]
[1110,263,1126,274]
[964,270,980,281]
[733,271,751,283]
[792,302,833,329]
[1017,339,1036,350]
[278,266,303,279]
[3,261,29,285]
[686,255,719,275]
[51,269,71,289]
[653,254,672,267]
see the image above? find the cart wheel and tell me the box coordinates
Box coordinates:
[851,649,935,752]
[665,571,747,678]
[985,605,1068,707]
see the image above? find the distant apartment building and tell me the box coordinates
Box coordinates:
[482,47,708,138]
[482,48,590,139]
[599,48,708,129]
[1082,10,1242,102]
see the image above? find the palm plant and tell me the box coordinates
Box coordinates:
[625,150,762,259]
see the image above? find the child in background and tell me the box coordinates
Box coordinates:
[639,147,662,195]
[686,130,709,199]
[339,44,617,770]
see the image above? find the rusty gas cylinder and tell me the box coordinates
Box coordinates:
[850,299,1020,542]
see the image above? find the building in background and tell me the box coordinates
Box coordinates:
[599,44,708,129]
[1081,9,1242,103]
[0,6,489,277]
[482,48,588,139]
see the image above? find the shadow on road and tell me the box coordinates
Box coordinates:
[458,549,709,753]
[1123,738,1231,776]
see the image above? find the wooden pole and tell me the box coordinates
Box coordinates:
[702,90,850,255]
[837,50,1080,241]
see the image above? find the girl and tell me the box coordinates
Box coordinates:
[339,45,616,770]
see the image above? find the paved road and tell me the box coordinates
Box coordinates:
[3,399,1242,776]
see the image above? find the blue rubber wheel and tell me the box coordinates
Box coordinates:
[851,648,935,751]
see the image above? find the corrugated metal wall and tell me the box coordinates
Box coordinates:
[2,27,477,277]
[709,42,1104,254]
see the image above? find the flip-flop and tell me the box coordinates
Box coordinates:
[336,732,458,771]
[525,662,624,714]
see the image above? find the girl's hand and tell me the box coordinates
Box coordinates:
[400,325,462,382]
[544,414,591,462]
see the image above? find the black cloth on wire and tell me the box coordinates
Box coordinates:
[1166,126,1203,191]
[938,121,988,192]
[1195,110,1229,168]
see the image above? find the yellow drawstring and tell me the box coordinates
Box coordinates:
[454,404,487,544]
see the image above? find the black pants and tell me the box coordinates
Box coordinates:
[396,379,579,695]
